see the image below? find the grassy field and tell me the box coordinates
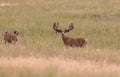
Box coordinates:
[0,0,120,77]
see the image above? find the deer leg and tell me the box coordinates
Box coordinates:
[81,42,87,48]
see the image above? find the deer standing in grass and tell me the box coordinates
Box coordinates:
[53,22,88,47]
[4,31,19,45]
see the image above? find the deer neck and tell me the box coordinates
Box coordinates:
[62,34,66,44]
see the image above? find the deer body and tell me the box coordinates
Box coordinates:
[62,34,87,47]
[53,22,88,47]
[4,31,19,44]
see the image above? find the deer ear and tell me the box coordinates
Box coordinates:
[56,29,63,33]
[14,31,17,34]
[17,33,19,35]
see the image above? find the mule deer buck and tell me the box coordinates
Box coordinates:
[3,31,19,45]
[53,22,88,47]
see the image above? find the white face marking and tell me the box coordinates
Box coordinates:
[62,32,65,35]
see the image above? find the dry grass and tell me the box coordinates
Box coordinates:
[0,57,120,77]
[0,2,17,7]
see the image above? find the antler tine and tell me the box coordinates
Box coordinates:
[53,22,62,34]
[69,23,74,30]
[53,22,58,30]
[55,22,59,26]
[64,23,74,33]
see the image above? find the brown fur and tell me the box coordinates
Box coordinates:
[62,35,87,47]
[4,31,19,45]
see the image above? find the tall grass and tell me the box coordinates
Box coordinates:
[0,57,120,77]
